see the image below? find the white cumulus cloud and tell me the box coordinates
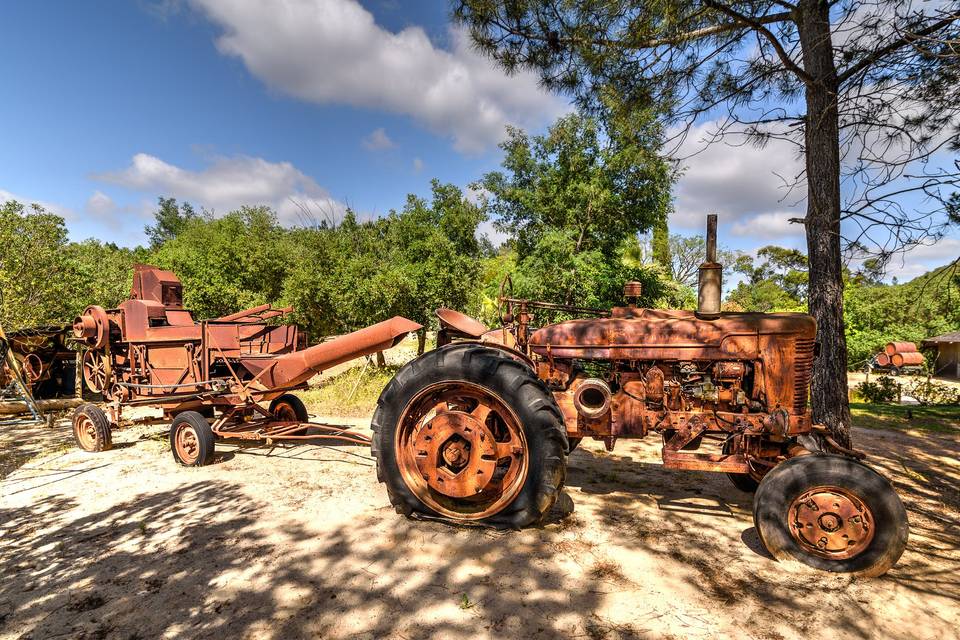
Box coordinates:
[188,0,567,153]
[362,127,396,151]
[96,153,346,226]
[85,190,116,217]
[0,189,76,220]
[671,122,805,233]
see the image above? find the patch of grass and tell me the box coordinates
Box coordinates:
[850,402,960,433]
[458,593,475,610]
[299,364,402,417]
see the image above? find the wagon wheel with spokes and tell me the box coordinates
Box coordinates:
[82,349,110,395]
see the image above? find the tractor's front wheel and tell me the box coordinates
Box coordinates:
[372,344,567,528]
[753,454,908,576]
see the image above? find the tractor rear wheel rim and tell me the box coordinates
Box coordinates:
[74,415,98,449]
[789,485,875,560]
[396,381,528,519]
[175,425,200,464]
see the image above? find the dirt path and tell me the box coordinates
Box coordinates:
[1,413,958,640]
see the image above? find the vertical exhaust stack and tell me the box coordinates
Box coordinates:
[697,214,722,318]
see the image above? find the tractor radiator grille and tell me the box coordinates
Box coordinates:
[793,338,815,415]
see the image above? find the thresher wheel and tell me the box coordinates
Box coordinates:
[170,411,216,467]
[71,403,113,453]
[270,394,309,422]
[82,350,110,395]
[753,455,908,576]
[22,353,43,382]
[372,344,568,528]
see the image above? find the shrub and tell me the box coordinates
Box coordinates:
[903,379,960,406]
[856,376,900,404]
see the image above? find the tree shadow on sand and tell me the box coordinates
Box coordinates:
[0,481,628,639]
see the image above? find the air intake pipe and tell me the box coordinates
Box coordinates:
[697,214,722,318]
[574,378,612,419]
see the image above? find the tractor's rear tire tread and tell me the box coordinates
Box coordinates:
[372,343,567,529]
[71,403,113,452]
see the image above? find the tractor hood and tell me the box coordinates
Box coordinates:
[527,308,816,361]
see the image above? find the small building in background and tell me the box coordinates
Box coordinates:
[922,331,960,379]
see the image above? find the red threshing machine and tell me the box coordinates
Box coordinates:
[71,264,420,465]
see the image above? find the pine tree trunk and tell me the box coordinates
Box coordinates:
[417,328,427,355]
[797,0,852,447]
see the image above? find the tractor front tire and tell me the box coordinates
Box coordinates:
[372,344,568,529]
[72,403,113,452]
[754,454,908,576]
[170,411,216,467]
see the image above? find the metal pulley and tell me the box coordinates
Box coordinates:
[73,305,111,349]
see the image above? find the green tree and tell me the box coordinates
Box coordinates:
[151,206,290,319]
[284,181,486,350]
[62,240,147,313]
[733,246,808,302]
[455,0,960,447]
[479,111,671,307]
[144,197,197,249]
[0,201,72,328]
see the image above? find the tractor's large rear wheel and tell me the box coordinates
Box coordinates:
[372,344,567,528]
[754,455,908,576]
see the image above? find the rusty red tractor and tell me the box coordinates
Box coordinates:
[71,264,420,464]
[373,216,909,576]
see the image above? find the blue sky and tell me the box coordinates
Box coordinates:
[1,0,956,281]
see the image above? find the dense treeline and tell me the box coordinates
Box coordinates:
[1,111,957,365]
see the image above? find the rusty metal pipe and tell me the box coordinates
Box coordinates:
[573,378,611,419]
[246,316,422,389]
[697,213,722,318]
[215,304,272,322]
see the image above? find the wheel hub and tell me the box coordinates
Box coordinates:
[412,411,498,498]
[75,416,97,449]
[789,486,875,559]
[395,381,529,520]
[176,426,199,463]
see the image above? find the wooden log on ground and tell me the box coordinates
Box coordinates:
[0,397,84,416]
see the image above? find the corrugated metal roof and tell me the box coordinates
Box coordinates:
[923,331,960,344]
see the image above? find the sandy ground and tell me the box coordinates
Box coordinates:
[1,409,959,640]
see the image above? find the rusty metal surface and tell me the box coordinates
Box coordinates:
[394,381,528,519]
[70,264,421,447]
[789,485,875,559]
[436,308,489,338]
[427,228,820,479]
[0,325,77,403]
